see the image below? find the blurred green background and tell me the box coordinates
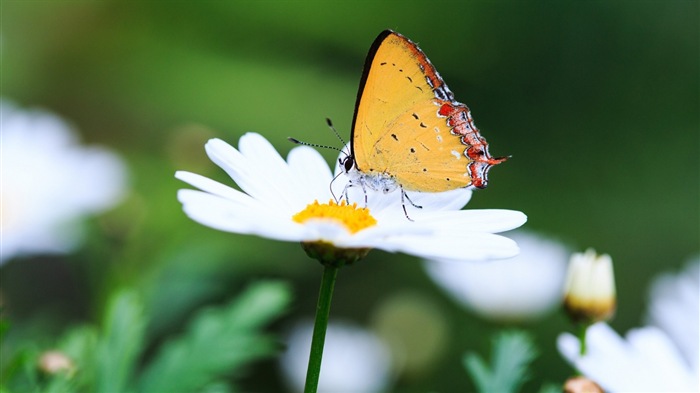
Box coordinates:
[2,1,698,392]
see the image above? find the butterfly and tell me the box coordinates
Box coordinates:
[340,30,507,214]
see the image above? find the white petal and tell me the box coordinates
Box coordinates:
[370,232,520,261]
[286,145,334,201]
[176,171,250,202]
[423,231,569,321]
[238,133,311,208]
[177,189,304,241]
[418,209,527,234]
[205,136,302,214]
[205,138,267,197]
[294,219,355,243]
[405,188,473,211]
[646,258,700,371]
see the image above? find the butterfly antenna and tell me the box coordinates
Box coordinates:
[325,118,347,146]
[288,118,350,158]
[287,137,347,157]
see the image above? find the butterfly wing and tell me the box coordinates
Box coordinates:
[351,30,506,192]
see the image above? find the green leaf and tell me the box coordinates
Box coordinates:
[94,289,146,393]
[136,281,291,393]
[56,325,99,391]
[0,346,41,393]
[463,330,537,393]
[43,373,77,393]
[0,316,9,344]
[538,383,562,393]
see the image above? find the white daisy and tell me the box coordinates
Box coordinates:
[279,320,392,393]
[558,323,699,393]
[175,133,526,262]
[558,260,700,392]
[1,100,127,263]
[423,231,569,321]
[646,257,699,374]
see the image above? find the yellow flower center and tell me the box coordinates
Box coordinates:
[292,200,377,234]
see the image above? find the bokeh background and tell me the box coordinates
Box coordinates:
[2,1,698,392]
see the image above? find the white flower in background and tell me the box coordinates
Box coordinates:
[558,259,700,393]
[279,320,392,393]
[558,324,699,393]
[1,100,127,263]
[646,257,699,373]
[423,231,569,321]
[176,133,526,262]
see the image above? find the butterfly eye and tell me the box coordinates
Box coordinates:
[343,156,355,172]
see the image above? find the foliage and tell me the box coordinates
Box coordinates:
[0,282,290,393]
[463,330,538,393]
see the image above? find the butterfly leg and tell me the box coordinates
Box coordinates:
[402,188,422,209]
[361,183,369,208]
[339,181,368,208]
[340,182,351,204]
[400,187,422,221]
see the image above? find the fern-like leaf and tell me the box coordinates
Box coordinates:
[94,289,146,393]
[463,330,537,393]
[136,281,290,393]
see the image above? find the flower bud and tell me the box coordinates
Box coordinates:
[563,249,616,324]
[564,376,605,393]
[38,350,75,376]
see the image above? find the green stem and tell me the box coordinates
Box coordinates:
[577,323,588,356]
[304,265,339,393]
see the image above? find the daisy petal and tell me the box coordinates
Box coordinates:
[238,133,302,202]
[368,232,519,261]
[205,136,302,213]
[286,146,334,202]
[419,209,527,234]
[176,171,250,203]
[178,189,304,241]
[405,188,473,211]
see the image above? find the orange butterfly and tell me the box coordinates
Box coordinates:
[341,30,507,213]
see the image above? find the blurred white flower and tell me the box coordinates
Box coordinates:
[558,259,700,392]
[558,323,698,393]
[1,100,127,263]
[176,133,526,262]
[279,320,392,393]
[646,257,699,373]
[423,231,569,321]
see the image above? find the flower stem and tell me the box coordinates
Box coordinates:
[577,323,589,356]
[304,265,339,393]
